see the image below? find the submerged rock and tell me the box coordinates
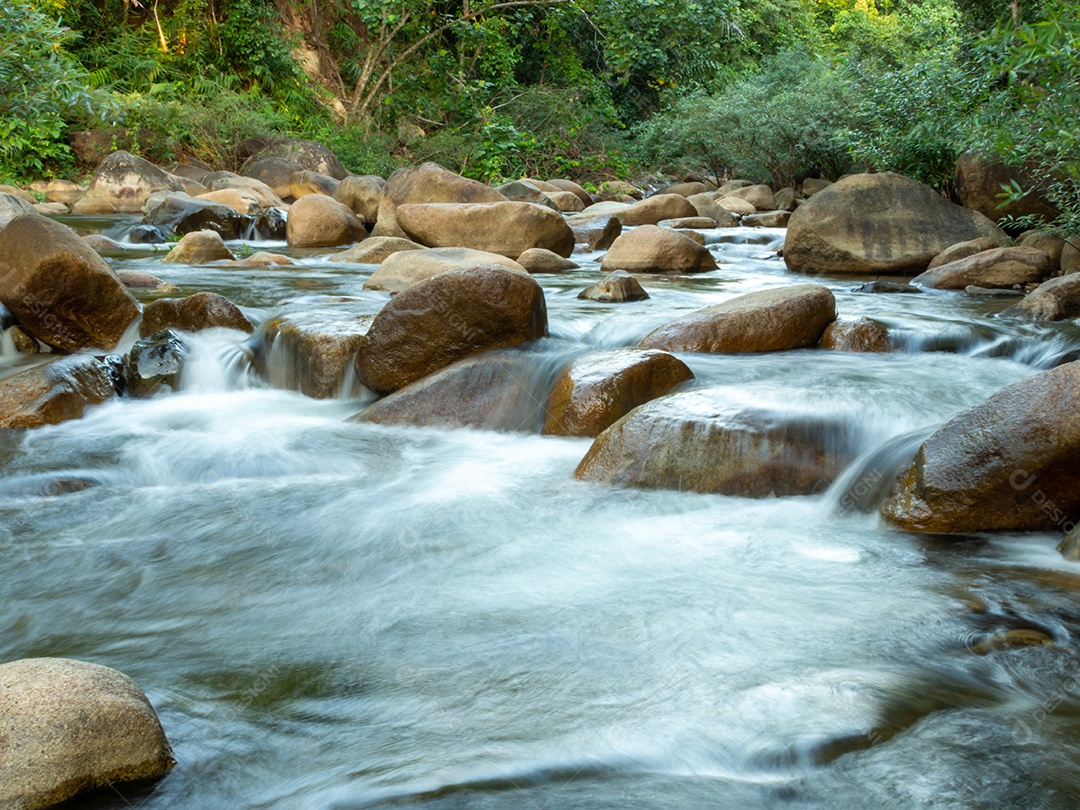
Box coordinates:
[0,355,116,428]
[356,265,547,394]
[0,658,174,810]
[128,329,188,397]
[574,389,859,497]
[543,349,693,437]
[332,237,425,265]
[855,281,921,294]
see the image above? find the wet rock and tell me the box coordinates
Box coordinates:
[565,212,622,251]
[396,201,575,259]
[881,360,1080,533]
[0,193,39,229]
[363,247,525,294]
[819,317,890,352]
[333,175,385,224]
[125,224,171,244]
[140,292,252,337]
[255,207,288,240]
[616,194,697,226]
[142,193,245,239]
[969,629,1054,655]
[517,248,579,274]
[256,314,368,399]
[0,215,139,351]
[356,265,547,394]
[578,270,649,303]
[289,170,340,199]
[726,183,775,210]
[785,173,1008,275]
[0,356,116,428]
[331,237,425,265]
[743,210,791,228]
[162,230,235,264]
[912,246,1053,290]
[1058,525,1080,561]
[640,285,835,354]
[351,352,545,431]
[657,217,716,229]
[574,389,858,497]
[76,151,184,213]
[686,193,740,227]
[226,251,294,268]
[372,162,507,239]
[928,237,1003,270]
[128,329,188,397]
[855,281,921,294]
[286,194,365,248]
[964,285,1021,297]
[1000,274,1080,321]
[10,327,40,354]
[600,225,717,274]
[955,151,1059,225]
[543,349,693,437]
[115,269,176,291]
[0,658,174,809]
[83,234,125,252]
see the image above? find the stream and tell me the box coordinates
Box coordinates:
[4,223,1080,808]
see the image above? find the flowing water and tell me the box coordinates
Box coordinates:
[4,225,1080,808]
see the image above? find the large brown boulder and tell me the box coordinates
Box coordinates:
[140,292,252,337]
[0,658,174,810]
[203,173,286,209]
[161,230,235,264]
[911,246,1053,290]
[289,170,340,199]
[196,188,265,217]
[396,201,575,259]
[600,225,717,274]
[331,236,425,265]
[333,175,385,224]
[574,389,858,497]
[1001,274,1080,321]
[242,156,302,199]
[543,349,693,437]
[546,178,592,206]
[640,285,835,353]
[955,151,1059,225]
[363,247,524,293]
[77,151,184,213]
[242,138,348,180]
[616,194,697,226]
[286,194,365,248]
[547,190,586,213]
[142,192,245,239]
[0,356,116,428]
[819,317,890,352]
[44,179,85,205]
[516,248,579,274]
[565,212,622,251]
[727,184,775,210]
[881,360,1080,533]
[927,237,1002,269]
[578,270,649,302]
[372,162,506,239]
[0,216,139,351]
[785,172,1008,275]
[351,352,545,432]
[356,265,547,394]
[686,193,740,227]
[256,313,369,399]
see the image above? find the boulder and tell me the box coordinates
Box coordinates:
[773,188,800,211]
[0,185,35,203]
[356,265,547,394]
[686,193,740,227]
[226,251,294,268]
[600,225,717,274]
[333,175,385,224]
[351,352,545,431]
[0,216,138,351]
[657,217,717,229]
[547,190,586,213]
[241,156,301,198]
[802,177,832,197]
[70,195,118,215]
[928,237,1003,269]
[677,230,706,245]
[954,151,1059,225]
[543,349,693,437]
[143,193,245,239]
[785,173,1009,275]
[727,184,775,210]
[115,269,176,291]
[125,224,171,244]
[856,281,921,294]
[1063,240,1080,276]
[819,317,890,352]
[578,270,649,303]
[331,236,425,265]
[363,247,524,294]
[1058,525,1080,561]
[44,179,85,205]
[256,314,368,399]
[495,180,559,211]
[715,195,757,216]
[34,202,69,215]
[574,389,858,497]
[83,234,125,252]
[881,360,1080,533]
[911,246,1053,290]
[743,210,791,228]
[1000,274,1080,321]
[1016,231,1067,273]
[289,170,340,199]
[520,178,563,193]
[128,329,187,397]
[716,179,752,195]
[616,194,697,226]
[242,138,348,180]
[0,193,39,229]
[203,173,286,209]
[372,162,506,239]
[140,292,252,338]
[286,194,365,248]
[565,212,622,251]
[168,174,208,197]
[517,248,579,274]
[0,356,116,428]
[196,188,265,216]
[396,201,575,259]
[0,658,174,809]
[597,180,642,200]
[655,181,708,197]
[546,178,592,206]
[161,230,235,264]
[78,151,183,213]
[640,285,836,353]
[254,207,288,240]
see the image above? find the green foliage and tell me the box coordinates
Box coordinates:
[635,51,849,187]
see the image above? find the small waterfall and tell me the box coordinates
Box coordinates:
[821,426,936,514]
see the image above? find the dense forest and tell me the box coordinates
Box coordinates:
[1,0,1077,231]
